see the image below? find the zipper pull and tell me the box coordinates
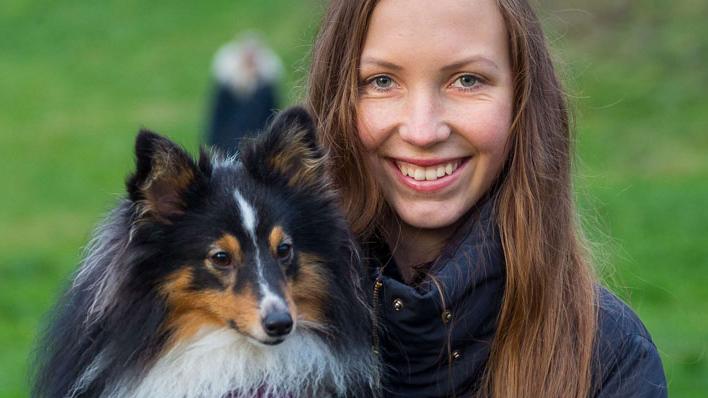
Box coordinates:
[372,272,383,355]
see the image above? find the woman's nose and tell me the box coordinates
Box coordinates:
[399,90,451,147]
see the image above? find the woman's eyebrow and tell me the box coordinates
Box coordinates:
[359,55,499,73]
[441,56,500,73]
[359,57,403,71]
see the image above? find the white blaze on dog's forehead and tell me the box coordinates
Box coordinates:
[233,189,257,237]
[233,188,281,305]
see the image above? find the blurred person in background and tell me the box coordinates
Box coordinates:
[206,32,282,154]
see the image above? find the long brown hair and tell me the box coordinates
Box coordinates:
[306,1,597,397]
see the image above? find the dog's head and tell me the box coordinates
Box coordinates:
[126,107,344,346]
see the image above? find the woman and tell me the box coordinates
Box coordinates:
[306,0,667,397]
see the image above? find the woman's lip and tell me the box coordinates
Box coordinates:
[391,156,467,167]
[387,157,470,193]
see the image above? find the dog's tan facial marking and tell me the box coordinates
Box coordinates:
[161,268,218,344]
[161,268,260,344]
[269,226,295,268]
[213,234,243,264]
[288,252,328,326]
[189,286,260,337]
[204,234,243,286]
[268,226,285,255]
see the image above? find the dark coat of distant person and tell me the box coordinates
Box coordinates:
[206,35,282,154]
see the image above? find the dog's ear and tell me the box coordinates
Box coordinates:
[240,106,326,189]
[126,130,200,222]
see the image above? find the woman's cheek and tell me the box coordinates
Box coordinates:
[476,118,511,156]
[356,101,397,151]
[355,118,378,150]
[458,101,512,155]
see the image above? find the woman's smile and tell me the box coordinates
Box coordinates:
[386,156,471,193]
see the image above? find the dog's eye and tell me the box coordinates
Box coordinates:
[276,243,293,261]
[210,251,232,268]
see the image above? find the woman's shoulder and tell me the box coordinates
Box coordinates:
[596,286,654,342]
[592,286,668,398]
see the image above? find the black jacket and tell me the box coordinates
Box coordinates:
[367,201,667,397]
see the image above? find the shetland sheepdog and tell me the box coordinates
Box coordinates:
[33,107,379,398]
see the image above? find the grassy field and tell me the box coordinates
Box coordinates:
[1,0,705,396]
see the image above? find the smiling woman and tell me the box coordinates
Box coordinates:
[306,0,667,397]
[356,0,513,269]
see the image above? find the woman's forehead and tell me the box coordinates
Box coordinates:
[360,0,510,72]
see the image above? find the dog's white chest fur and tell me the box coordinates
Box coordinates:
[105,327,345,398]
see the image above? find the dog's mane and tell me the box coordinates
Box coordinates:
[74,200,139,325]
[33,199,171,398]
[104,326,374,398]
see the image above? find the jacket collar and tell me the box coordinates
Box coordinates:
[370,196,504,299]
[366,198,505,396]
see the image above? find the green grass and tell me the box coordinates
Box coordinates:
[1,1,706,396]
[546,1,708,395]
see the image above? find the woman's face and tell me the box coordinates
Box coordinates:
[357,0,514,231]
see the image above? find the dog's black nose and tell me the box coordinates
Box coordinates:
[262,311,293,337]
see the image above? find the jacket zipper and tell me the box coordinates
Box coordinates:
[372,273,383,355]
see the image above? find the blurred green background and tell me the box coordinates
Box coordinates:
[1,0,705,396]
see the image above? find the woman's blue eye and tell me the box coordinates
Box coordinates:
[456,74,479,88]
[373,76,393,89]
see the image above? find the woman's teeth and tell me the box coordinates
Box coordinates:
[396,160,460,181]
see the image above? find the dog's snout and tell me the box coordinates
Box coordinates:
[262,311,293,337]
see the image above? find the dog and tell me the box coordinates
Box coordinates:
[32,107,379,398]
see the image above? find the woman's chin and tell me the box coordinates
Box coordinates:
[392,202,467,231]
